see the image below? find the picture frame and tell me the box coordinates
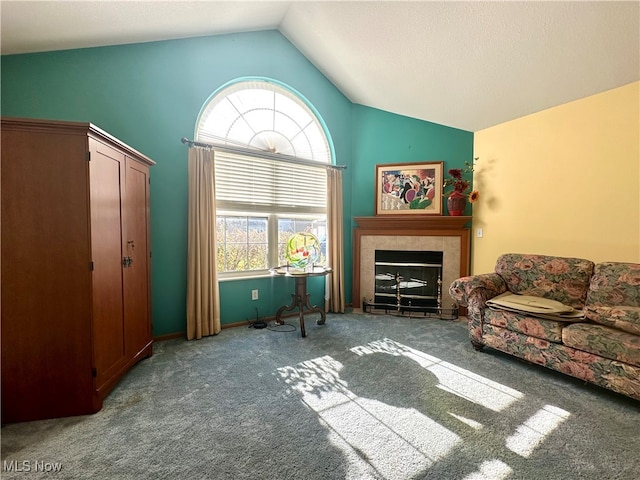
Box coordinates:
[375,161,443,215]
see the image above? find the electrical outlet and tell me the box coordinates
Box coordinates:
[251,289,259,301]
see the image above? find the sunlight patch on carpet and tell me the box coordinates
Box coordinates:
[462,459,512,479]
[448,412,483,430]
[276,338,570,479]
[351,338,523,411]
[277,355,460,479]
[505,404,571,457]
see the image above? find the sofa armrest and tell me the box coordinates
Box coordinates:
[450,273,507,347]
[449,273,507,307]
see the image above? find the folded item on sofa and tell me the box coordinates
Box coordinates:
[487,292,585,322]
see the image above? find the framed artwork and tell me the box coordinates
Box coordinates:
[375,161,443,215]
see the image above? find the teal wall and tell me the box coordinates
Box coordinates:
[350,105,474,218]
[346,106,474,303]
[1,30,473,336]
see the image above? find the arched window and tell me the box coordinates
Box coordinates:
[195,78,333,276]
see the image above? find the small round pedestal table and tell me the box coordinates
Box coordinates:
[270,266,332,337]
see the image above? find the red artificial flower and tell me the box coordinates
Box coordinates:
[444,158,480,202]
[448,168,463,179]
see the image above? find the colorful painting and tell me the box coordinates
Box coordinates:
[375,161,443,215]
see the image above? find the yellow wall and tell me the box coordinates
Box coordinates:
[472,81,640,274]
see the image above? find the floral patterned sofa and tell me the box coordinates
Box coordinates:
[449,253,640,401]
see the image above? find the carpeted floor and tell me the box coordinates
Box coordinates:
[2,312,639,479]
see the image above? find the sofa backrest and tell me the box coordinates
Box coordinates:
[586,262,640,307]
[584,262,640,335]
[495,253,595,308]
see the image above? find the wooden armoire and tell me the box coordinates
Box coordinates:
[1,117,155,423]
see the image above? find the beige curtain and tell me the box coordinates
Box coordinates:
[325,167,346,313]
[186,147,221,339]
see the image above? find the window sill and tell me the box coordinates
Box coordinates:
[218,271,278,282]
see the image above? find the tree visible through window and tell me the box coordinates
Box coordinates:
[196,78,332,276]
[216,216,268,272]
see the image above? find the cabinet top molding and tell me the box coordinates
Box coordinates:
[354,216,471,231]
[1,116,156,166]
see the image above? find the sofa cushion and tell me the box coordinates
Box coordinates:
[586,262,640,306]
[485,308,565,343]
[584,305,640,336]
[483,324,640,400]
[495,254,594,309]
[562,323,640,367]
[585,262,640,335]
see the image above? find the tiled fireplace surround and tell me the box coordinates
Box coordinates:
[352,216,471,312]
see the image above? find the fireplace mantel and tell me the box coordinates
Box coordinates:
[352,216,471,313]
[354,216,471,231]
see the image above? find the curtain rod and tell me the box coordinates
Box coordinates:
[180,137,347,170]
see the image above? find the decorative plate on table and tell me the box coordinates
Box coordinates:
[285,232,320,269]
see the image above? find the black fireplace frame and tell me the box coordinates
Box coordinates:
[364,249,458,320]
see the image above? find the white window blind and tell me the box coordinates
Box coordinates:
[214,150,327,214]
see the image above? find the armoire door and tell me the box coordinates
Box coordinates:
[90,140,127,388]
[123,157,152,358]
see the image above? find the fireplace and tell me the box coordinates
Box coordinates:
[374,250,443,308]
[353,216,471,318]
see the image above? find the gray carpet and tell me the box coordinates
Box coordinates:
[2,312,639,480]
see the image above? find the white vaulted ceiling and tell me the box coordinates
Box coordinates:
[1,1,638,132]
